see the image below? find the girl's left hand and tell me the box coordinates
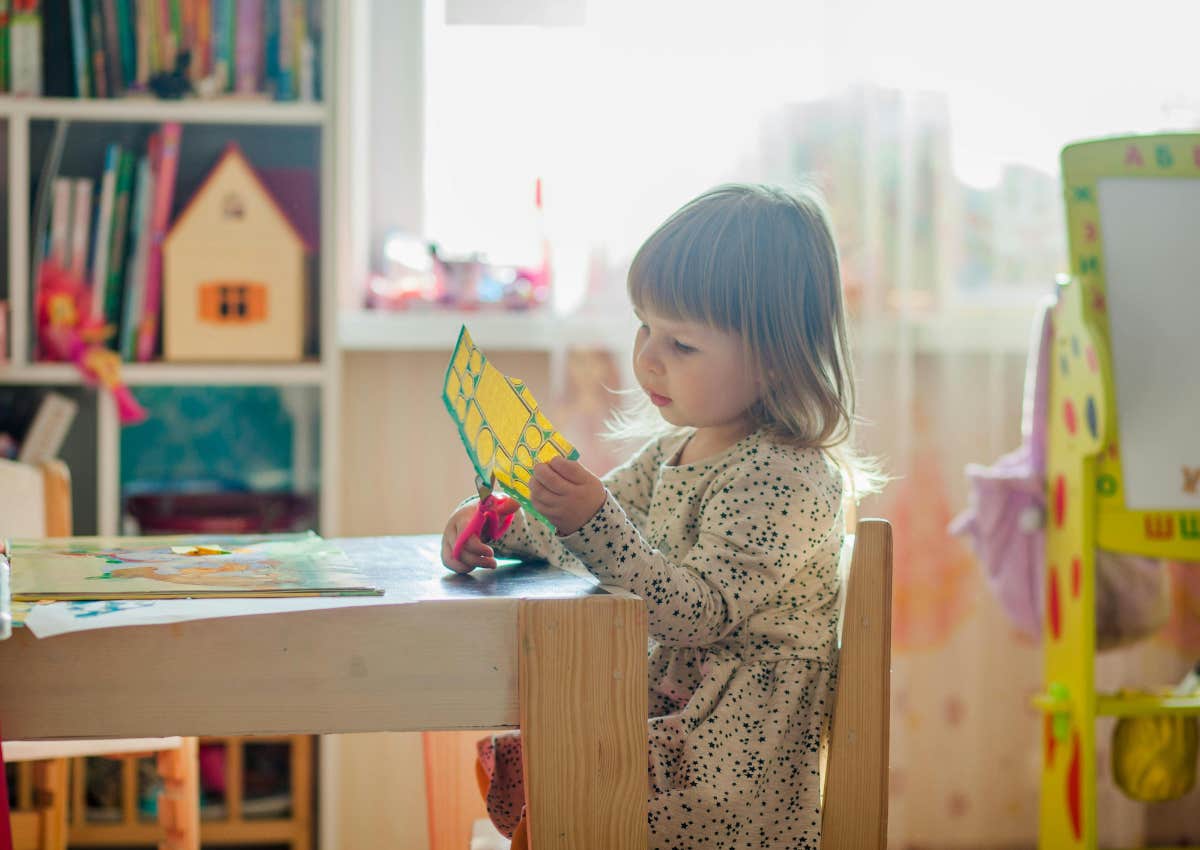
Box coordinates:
[530,456,606,536]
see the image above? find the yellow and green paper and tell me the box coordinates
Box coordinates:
[442,326,578,526]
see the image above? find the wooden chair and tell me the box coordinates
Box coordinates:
[0,458,201,850]
[822,518,893,849]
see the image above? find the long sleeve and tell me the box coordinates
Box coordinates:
[489,435,669,568]
[557,448,844,648]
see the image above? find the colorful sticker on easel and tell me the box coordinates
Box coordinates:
[1067,731,1082,841]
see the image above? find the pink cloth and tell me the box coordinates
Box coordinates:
[950,294,1170,649]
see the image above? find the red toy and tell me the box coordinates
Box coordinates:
[35,262,147,425]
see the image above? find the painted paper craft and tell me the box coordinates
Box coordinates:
[8,532,381,600]
[442,326,579,525]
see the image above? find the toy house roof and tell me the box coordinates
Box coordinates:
[168,142,315,253]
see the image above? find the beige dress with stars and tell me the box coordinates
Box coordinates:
[485,428,845,849]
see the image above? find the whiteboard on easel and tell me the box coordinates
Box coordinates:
[1097,177,1200,510]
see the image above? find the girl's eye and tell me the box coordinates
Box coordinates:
[673,340,696,354]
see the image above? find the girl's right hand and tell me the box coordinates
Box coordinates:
[441,501,518,573]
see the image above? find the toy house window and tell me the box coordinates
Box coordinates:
[199,283,268,324]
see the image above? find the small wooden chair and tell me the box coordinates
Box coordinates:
[0,458,200,850]
[822,518,893,848]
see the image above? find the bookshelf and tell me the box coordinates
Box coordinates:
[0,1,370,847]
[0,3,348,541]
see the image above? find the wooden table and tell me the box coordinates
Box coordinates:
[0,536,650,849]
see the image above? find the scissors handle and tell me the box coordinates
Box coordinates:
[451,493,515,562]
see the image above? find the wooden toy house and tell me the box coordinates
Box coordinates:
[163,143,311,362]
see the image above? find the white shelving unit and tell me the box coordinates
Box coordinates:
[0,5,350,539]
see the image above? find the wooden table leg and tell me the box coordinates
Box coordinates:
[519,594,648,849]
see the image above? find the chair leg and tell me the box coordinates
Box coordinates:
[156,738,199,850]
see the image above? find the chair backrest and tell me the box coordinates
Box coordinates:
[822,518,893,849]
[0,459,72,538]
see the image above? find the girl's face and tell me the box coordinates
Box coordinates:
[633,306,762,437]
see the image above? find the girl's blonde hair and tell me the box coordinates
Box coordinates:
[610,183,881,497]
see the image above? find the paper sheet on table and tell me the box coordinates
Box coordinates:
[10,532,380,600]
[23,593,401,638]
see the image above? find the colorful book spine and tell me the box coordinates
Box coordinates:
[275,0,293,100]
[142,0,158,78]
[67,0,89,96]
[10,0,42,96]
[234,0,261,94]
[209,0,229,91]
[263,0,278,95]
[49,177,73,268]
[192,0,209,80]
[68,177,93,280]
[179,0,194,72]
[115,0,135,90]
[136,122,181,362]
[156,0,172,71]
[87,0,108,97]
[101,0,121,95]
[166,0,180,68]
[0,1,11,93]
[89,143,120,321]
[294,0,311,102]
[119,154,152,360]
[102,150,135,341]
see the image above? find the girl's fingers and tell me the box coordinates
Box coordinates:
[442,533,497,572]
[549,456,590,484]
[531,462,568,495]
[441,537,474,573]
[464,535,497,569]
[529,476,562,504]
[493,497,520,517]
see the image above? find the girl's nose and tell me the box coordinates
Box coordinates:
[636,340,665,376]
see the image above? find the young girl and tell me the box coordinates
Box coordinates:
[442,183,875,849]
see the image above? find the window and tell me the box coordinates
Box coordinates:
[200,282,268,324]
[419,0,1200,319]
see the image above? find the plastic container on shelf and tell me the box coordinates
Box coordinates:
[124,490,316,535]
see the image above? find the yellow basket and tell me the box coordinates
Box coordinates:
[1111,695,1199,803]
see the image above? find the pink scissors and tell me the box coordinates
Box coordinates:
[451,474,516,562]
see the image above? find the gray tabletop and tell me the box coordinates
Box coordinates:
[335,534,605,603]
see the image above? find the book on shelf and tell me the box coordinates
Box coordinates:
[0,2,10,93]
[49,176,73,267]
[88,142,120,322]
[10,0,42,96]
[136,121,180,362]
[15,0,321,100]
[118,154,151,360]
[101,148,136,333]
[16,390,78,465]
[68,176,93,279]
[67,0,90,96]
[34,122,181,363]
